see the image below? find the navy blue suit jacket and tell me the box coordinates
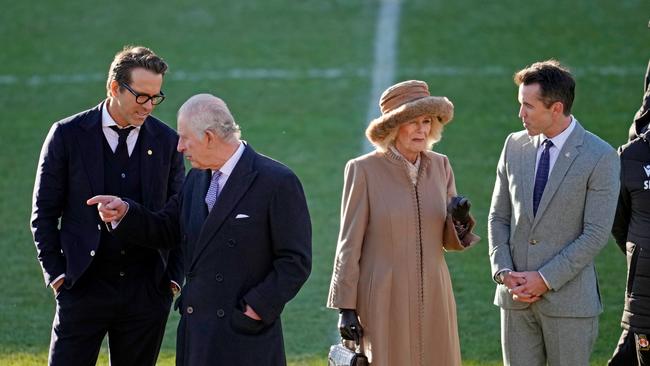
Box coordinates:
[31,102,185,289]
[114,144,312,366]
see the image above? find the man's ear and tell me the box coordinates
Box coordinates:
[551,101,565,116]
[204,129,220,146]
[109,80,120,98]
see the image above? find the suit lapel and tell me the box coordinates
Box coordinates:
[533,122,585,225]
[138,119,161,207]
[520,136,538,223]
[190,145,258,269]
[77,103,105,196]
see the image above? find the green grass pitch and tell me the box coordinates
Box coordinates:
[1,0,648,364]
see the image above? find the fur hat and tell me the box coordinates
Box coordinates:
[366,80,454,145]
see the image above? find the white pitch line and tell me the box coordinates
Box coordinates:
[0,66,643,87]
[363,0,402,152]
[0,68,371,86]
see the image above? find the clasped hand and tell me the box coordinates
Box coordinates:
[502,271,549,303]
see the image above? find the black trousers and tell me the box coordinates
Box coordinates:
[48,272,173,366]
[609,328,650,366]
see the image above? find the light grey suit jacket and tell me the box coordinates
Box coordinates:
[488,120,620,317]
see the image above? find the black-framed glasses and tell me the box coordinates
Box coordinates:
[119,81,166,105]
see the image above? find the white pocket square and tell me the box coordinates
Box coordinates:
[235,214,250,219]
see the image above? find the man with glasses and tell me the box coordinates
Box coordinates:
[31,45,184,366]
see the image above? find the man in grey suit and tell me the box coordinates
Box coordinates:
[488,60,620,366]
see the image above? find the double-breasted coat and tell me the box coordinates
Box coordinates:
[327,149,477,366]
[113,144,312,366]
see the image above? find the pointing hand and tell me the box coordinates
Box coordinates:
[86,195,127,223]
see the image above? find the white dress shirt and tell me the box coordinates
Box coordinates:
[101,102,140,156]
[534,116,576,175]
[211,141,246,190]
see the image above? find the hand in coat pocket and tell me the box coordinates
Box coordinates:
[231,303,266,335]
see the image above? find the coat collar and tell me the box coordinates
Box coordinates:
[383,147,433,184]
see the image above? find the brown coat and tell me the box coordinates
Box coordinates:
[327,149,478,366]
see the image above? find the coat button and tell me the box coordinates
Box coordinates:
[216,309,225,317]
[187,306,194,314]
[90,250,96,256]
[97,224,101,231]
[120,250,126,255]
[119,271,125,277]
[227,239,236,248]
[215,273,223,282]
[529,239,538,245]
[121,173,126,179]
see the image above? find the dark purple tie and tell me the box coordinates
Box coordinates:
[533,139,553,216]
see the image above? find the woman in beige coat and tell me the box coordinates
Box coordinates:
[327,80,479,366]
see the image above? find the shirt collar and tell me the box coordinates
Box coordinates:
[215,141,245,177]
[102,101,141,131]
[540,115,576,151]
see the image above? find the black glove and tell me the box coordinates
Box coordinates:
[448,195,471,224]
[338,309,363,342]
[448,195,472,239]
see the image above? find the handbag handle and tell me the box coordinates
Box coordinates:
[341,338,364,354]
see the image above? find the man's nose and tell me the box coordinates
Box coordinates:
[143,99,155,111]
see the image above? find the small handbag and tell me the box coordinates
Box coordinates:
[328,339,369,366]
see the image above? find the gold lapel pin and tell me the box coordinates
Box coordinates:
[147,149,153,156]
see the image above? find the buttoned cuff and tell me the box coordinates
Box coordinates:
[110,202,130,229]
